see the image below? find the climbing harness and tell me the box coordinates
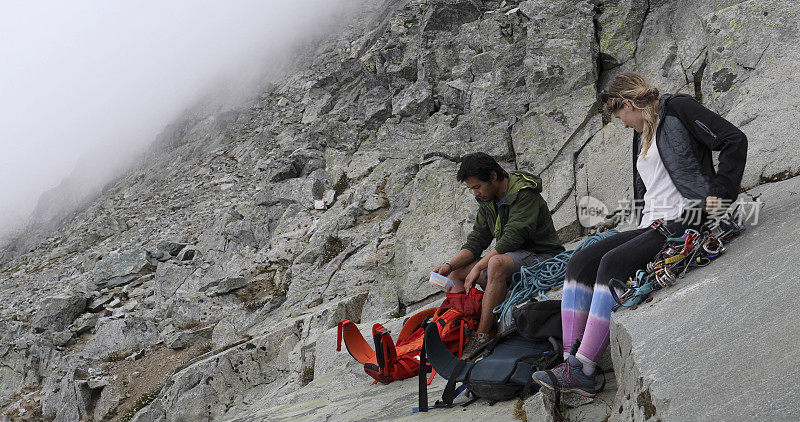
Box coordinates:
[494,230,619,327]
[610,210,746,310]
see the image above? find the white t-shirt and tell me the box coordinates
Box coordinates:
[636,131,688,229]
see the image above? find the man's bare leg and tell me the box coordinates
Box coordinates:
[445,254,513,335]
[476,254,514,334]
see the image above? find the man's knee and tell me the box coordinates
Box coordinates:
[486,254,513,284]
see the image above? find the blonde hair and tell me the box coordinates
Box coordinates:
[603,73,660,157]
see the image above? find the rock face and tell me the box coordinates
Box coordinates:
[1,0,799,420]
[610,176,800,421]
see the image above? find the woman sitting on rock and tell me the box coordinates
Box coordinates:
[531,72,747,397]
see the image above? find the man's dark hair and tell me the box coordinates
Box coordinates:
[456,152,509,182]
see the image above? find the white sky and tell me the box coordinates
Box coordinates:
[0,0,354,239]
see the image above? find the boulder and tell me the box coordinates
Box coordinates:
[148,250,169,262]
[92,250,156,288]
[701,2,800,189]
[153,261,195,299]
[470,50,497,75]
[166,325,214,349]
[41,367,94,422]
[255,172,326,209]
[392,80,434,117]
[51,330,73,346]
[176,245,198,261]
[322,189,336,207]
[82,316,160,358]
[157,240,187,257]
[301,88,334,124]
[344,150,381,180]
[436,79,470,113]
[93,386,122,421]
[362,85,392,129]
[523,392,555,422]
[32,294,87,333]
[385,40,419,84]
[266,157,301,182]
[421,0,482,33]
[362,194,388,211]
[199,276,249,297]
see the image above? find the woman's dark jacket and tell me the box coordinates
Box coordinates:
[632,94,748,220]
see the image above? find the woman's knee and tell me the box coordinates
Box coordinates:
[596,250,629,282]
[565,248,597,284]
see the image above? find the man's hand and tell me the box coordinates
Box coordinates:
[464,268,480,292]
[706,196,724,214]
[432,263,452,277]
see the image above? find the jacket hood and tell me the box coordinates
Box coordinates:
[475,170,543,206]
[658,93,673,119]
[658,93,692,120]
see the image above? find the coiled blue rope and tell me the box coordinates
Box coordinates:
[493,230,619,325]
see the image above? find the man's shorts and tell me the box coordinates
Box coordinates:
[481,250,558,282]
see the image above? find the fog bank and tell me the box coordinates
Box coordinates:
[0,0,361,244]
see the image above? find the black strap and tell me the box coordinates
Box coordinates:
[464,325,517,360]
[547,336,561,354]
[461,396,479,407]
[438,359,467,407]
[608,278,633,308]
[519,375,537,400]
[595,366,607,394]
[569,339,581,356]
[418,322,429,412]
[545,370,561,417]
[373,330,386,368]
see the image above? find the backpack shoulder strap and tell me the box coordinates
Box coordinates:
[398,307,438,342]
[336,319,376,365]
[423,322,472,382]
[372,323,397,371]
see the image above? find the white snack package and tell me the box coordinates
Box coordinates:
[429,271,456,291]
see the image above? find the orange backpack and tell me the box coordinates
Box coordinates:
[337,288,483,384]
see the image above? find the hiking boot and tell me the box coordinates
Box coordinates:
[461,332,492,358]
[532,355,596,397]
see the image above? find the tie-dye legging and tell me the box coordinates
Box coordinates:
[561,219,694,361]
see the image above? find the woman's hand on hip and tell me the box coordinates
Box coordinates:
[706,196,724,214]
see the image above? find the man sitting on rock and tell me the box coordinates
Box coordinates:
[432,152,565,356]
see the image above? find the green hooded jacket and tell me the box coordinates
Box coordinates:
[461,170,565,258]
